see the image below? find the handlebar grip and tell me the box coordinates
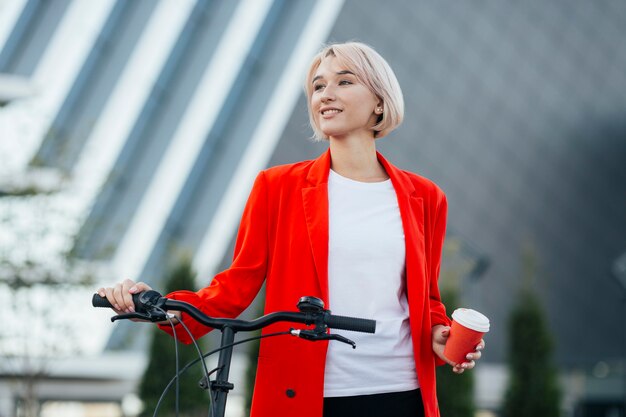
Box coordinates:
[92,293,142,309]
[325,314,376,334]
[92,294,114,308]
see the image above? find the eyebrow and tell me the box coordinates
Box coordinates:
[311,70,356,84]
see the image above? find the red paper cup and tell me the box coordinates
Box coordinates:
[443,308,490,364]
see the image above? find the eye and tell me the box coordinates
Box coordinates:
[339,80,352,86]
[313,83,325,91]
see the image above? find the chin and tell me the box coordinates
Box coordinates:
[319,125,349,138]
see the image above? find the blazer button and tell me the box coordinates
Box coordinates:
[286,389,296,398]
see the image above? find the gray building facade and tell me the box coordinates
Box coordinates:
[1,0,625,414]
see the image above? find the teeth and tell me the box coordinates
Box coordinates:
[322,109,341,115]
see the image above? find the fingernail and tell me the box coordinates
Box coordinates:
[129,306,135,313]
[462,363,468,369]
[466,354,473,360]
[114,304,120,310]
[130,286,137,293]
[476,346,483,351]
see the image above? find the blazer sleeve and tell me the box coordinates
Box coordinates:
[158,171,270,343]
[428,191,451,329]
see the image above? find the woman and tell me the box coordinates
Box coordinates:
[99,42,484,417]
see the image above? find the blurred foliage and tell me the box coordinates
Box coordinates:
[439,236,475,291]
[0,282,88,417]
[0,187,50,197]
[502,249,561,417]
[0,181,97,417]
[437,287,476,417]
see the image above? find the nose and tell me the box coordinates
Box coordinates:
[320,85,335,103]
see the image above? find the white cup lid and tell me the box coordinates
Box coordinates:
[452,308,490,333]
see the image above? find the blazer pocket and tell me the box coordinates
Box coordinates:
[251,356,299,414]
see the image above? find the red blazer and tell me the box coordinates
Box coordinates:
[160,149,451,417]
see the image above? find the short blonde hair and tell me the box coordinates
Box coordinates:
[304,42,404,140]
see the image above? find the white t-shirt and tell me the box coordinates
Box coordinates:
[323,169,419,397]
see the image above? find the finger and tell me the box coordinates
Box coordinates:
[129,282,141,293]
[116,282,134,312]
[97,287,105,297]
[455,360,475,371]
[467,350,482,361]
[112,283,126,311]
[130,281,152,294]
[121,279,136,312]
[476,339,486,351]
[104,287,121,312]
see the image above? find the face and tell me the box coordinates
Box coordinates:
[310,56,382,140]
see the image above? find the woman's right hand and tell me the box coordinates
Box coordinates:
[97,279,152,314]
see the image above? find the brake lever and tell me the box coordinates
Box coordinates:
[111,310,168,323]
[290,329,357,349]
[325,333,357,349]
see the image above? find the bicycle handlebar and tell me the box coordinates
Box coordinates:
[93,290,376,417]
[91,291,376,334]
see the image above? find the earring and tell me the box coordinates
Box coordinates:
[376,107,383,114]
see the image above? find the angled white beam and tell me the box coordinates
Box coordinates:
[0,0,27,51]
[69,0,194,354]
[0,73,36,105]
[72,0,195,203]
[112,0,275,281]
[194,0,346,280]
[0,0,116,172]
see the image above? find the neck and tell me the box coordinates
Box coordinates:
[328,135,388,182]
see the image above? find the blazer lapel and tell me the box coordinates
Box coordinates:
[377,153,427,294]
[301,150,332,304]
[300,150,426,305]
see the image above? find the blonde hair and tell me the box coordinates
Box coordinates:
[304,42,404,141]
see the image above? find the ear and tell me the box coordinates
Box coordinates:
[375,101,384,114]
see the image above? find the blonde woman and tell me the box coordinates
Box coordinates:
[100,42,484,417]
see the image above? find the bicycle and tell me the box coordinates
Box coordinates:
[92,290,376,417]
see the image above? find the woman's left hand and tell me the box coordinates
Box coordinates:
[432,324,485,374]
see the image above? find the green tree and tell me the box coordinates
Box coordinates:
[502,251,561,417]
[138,259,210,417]
[435,236,478,417]
[436,287,475,417]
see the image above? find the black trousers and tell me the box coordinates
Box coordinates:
[323,389,425,417]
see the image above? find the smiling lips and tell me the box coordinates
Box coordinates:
[321,107,342,117]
